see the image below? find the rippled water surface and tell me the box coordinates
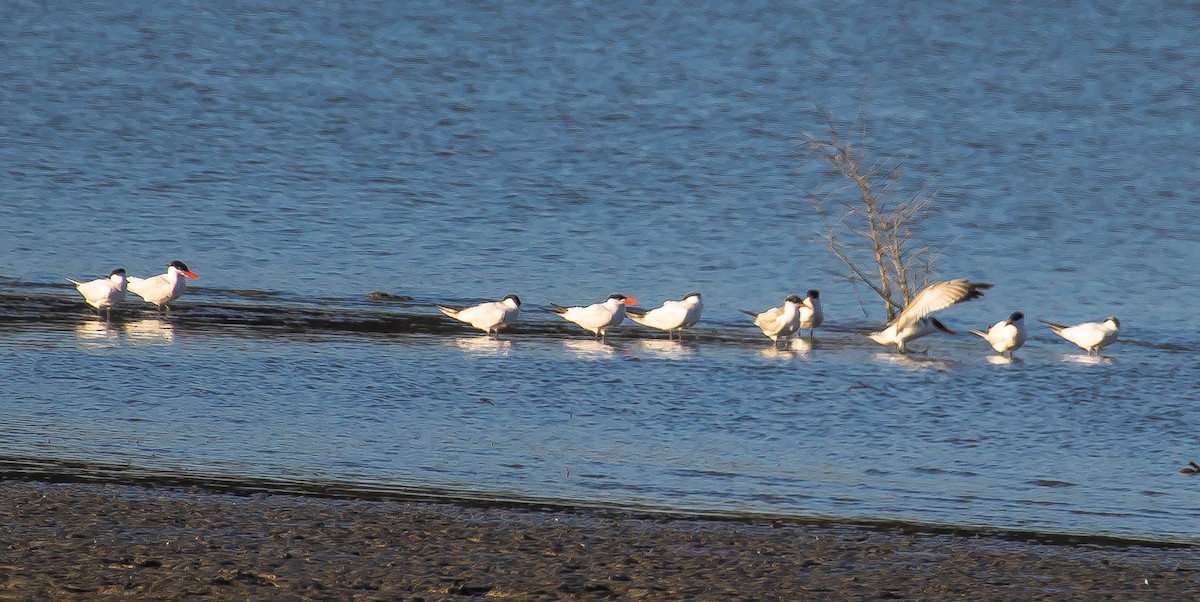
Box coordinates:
[3,0,1200,543]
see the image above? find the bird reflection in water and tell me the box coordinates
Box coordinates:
[450,336,512,356]
[1059,354,1115,366]
[985,354,1024,366]
[758,337,812,360]
[636,339,696,360]
[122,318,176,345]
[74,319,122,349]
[562,339,616,359]
[872,352,954,371]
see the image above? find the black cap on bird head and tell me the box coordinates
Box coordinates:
[110,268,127,277]
[806,289,820,299]
[503,294,521,306]
[1008,311,1024,322]
[169,260,191,272]
[785,294,804,304]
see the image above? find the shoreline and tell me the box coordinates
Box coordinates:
[1,457,1190,550]
[1,479,1197,600]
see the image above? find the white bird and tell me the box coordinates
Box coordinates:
[626,292,703,339]
[127,260,200,313]
[1040,316,1120,356]
[741,294,804,348]
[548,293,639,339]
[436,294,522,336]
[868,279,992,353]
[66,268,128,320]
[798,289,824,340]
[970,311,1027,357]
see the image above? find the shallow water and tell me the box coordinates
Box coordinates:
[3,1,1200,543]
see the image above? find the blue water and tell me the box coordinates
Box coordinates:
[3,0,1200,543]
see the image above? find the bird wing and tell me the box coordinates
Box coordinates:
[1059,322,1106,347]
[640,303,688,330]
[455,301,504,327]
[126,275,158,299]
[753,306,785,330]
[563,302,611,329]
[892,280,992,332]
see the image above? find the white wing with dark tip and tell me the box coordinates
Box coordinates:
[891,279,992,333]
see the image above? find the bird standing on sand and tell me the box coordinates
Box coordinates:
[970,311,1027,357]
[66,268,128,320]
[741,295,804,348]
[436,294,522,336]
[868,279,993,353]
[548,294,639,340]
[626,292,703,339]
[1040,316,1120,356]
[127,260,200,314]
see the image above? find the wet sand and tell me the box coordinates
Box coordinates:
[0,480,1196,600]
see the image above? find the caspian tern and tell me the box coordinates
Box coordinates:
[1039,316,1120,356]
[548,293,638,339]
[436,294,521,336]
[868,279,992,353]
[127,260,200,313]
[798,289,824,340]
[741,295,804,348]
[65,268,128,320]
[626,292,703,339]
[970,311,1027,357]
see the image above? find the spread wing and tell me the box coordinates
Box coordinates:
[892,279,992,332]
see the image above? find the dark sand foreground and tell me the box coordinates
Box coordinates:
[1,480,1196,601]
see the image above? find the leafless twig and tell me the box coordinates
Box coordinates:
[803,111,944,321]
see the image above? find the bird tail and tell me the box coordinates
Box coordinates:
[64,277,84,287]
[625,312,650,326]
[546,304,569,315]
[968,329,988,339]
[625,307,648,317]
[435,305,460,318]
[1038,319,1067,333]
[738,309,757,318]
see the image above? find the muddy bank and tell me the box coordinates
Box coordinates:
[0,480,1195,600]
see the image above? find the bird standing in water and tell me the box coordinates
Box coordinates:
[127,260,200,314]
[970,311,1027,357]
[66,268,128,321]
[436,294,522,336]
[868,279,992,353]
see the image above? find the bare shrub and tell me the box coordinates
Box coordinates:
[803,111,943,322]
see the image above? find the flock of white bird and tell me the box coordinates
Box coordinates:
[66,260,199,320]
[67,265,1121,356]
[434,278,1120,356]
